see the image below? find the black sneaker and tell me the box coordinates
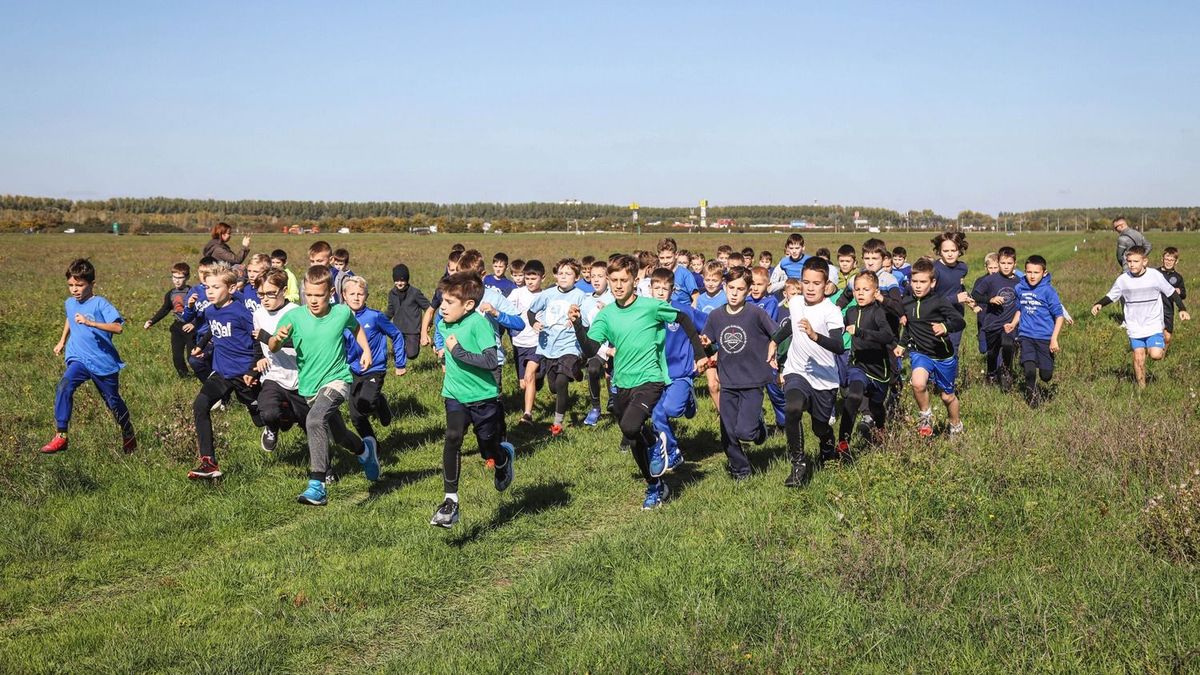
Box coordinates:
[784,459,813,488]
[377,398,393,427]
[519,412,534,426]
[753,417,768,445]
[430,498,460,529]
[260,427,278,453]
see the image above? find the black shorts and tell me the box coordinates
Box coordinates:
[543,354,583,383]
[445,397,503,441]
[782,373,837,422]
[1164,311,1175,334]
[1019,336,1055,372]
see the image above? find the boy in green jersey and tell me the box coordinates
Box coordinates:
[270,265,380,506]
[572,255,707,510]
[429,272,515,529]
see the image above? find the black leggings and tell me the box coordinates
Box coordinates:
[1023,361,1053,394]
[784,387,834,461]
[985,329,1015,380]
[258,380,310,432]
[349,372,387,438]
[838,380,886,441]
[613,383,664,484]
[169,321,192,376]
[443,398,504,493]
[194,374,263,460]
[586,356,606,408]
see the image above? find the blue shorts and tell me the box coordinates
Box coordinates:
[1129,333,1166,350]
[909,352,958,395]
[1018,336,1055,372]
[514,345,544,388]
[846,366,888,402]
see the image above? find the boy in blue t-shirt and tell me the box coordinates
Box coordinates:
[183,257,220,385]
[656,238,700,305]
[526,258,589,435]
[42,259,136,455]
[647,268,706,471]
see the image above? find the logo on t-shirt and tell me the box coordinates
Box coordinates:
[997,287,1016,307]
[720,325,747,354]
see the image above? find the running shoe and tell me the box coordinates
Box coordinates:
[583,407,602,426]
[40,435,67,454]
[210,400,226,413]
[297,479,327,506]
[684,394,697,419]
[519,412,534,426]
[495,442,515,492]
[784,458,813,488]
[122,433,137,454]
[260,427,278,453]
[648,431,669,478]
[549,423,563,437]
[187,456,222,479]
[665,444,684,473]
[377,398,393,427]
[753,416,768,445]
[357,436,380,481]
[641,482,670,510]
[948,422,965,435]
[430,498,460,528]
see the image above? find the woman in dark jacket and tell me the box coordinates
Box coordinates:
[202,222,251,265]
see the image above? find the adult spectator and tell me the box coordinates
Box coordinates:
[203,222,251,266]
[1113,216,1150,270]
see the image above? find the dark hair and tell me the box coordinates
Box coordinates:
[447,250,463,264]
[740,247,755,258]
[785,233,805,248]
[510,259,526,273]
[1112,215,1127,226]
[262,269,289,292]
[998,246,1017,259]
[638,250,656,269]
[332,248,350,262]
[724,265,753,287]
[1025,255,1048,270]
[892,246,907,257]
[1163,246,1179,256]
[439,271,484,306]
[716,244,734,255]
[210,222,232,240]
[650,267,675,288]
[457,249,485,275]
[801,257,829,282]
[931,231,968,254]
[305,265,333,289]
[492,252,509,264]
[270,248,288,262]
[590,259,608,271]
[911,258,936,277]
[656,237,678,254]
[450,243,466,253]
[66,258,96,283]
[1125,246,1148,258]
[524,259,546,276]
[171,262,191,277]
[862,238,888,256]
[581,255,596,266]
[308,240,332,256]
[814,247,831,260]
[198,255,219,268]
[759,250,773,261]
[607,254,639,277]
[837,244,857,258]
[853,270,879,288]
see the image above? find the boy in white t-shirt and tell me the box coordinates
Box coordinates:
[772,258,846,488]
[252,269,308,453]
[508,260,546,418]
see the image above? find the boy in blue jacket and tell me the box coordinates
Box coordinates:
[970,246,1021,391]
[1011,255,1065,407]
[341,275,407,441]
[647,268,706,472]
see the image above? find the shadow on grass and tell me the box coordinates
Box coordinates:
[448,480,573,547]
[363,467,440,501]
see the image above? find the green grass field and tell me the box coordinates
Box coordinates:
[1,231,1198,672]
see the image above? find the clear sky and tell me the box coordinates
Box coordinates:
[1,1,1197,215]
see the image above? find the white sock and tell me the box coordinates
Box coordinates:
[554,412,564,425]
[445,492,458,503]
[919,409,933,418]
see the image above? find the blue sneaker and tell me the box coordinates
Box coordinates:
[641,481,670,510]
[666,444,684,473]
[648,431,669,478]
[684,393,697,419]
[358,436,380,481]
[297,479,327,506]
[495,442,515,492]
[583,407,602,426]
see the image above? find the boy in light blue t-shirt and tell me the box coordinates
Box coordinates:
[525,258,588,436]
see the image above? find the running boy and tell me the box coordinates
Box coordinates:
[575,255,707,509]
[837,271,894,454]
[429,272,515,528]
[384,263,431,363]
[484,252,518,296]
[143,262,193,377]
[269,266,380,505]
[703,267,778,481]
[581,259,616,425]
[510,260,546,411]
[772,259,845,485]
[42,259,136,455]
[648,268,707,471]
[895,258,966,436]
[253,270,306,453]
[526,258,588,435]
[768,233,810,294]
[1159,247,1186,349]
[269,248,300,303]
[1091,246,1188,389]
[971,247,1020,390]
[342,275,406,442]
[1014,255,1066,404]
[186,267,266,479]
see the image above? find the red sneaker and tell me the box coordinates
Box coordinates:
[836,439,850,455]
[485,458,496,470]
[549,424,563,437]
[40,435,68,454]
[187,456,223,480]
[917,421,933,438]
[122,434,137,454]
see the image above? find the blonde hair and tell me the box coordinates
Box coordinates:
[341,275,368,294]
[249,253,271,267]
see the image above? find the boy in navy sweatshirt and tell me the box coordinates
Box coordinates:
[647,268,707,472]
[895,258,967,437]
[970,246,1021,390]
[185,267,266,479]
[1013,255,1065,405]
[342,275,407,442]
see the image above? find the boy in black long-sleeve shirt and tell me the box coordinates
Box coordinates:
[895,258,967,437]
[838,271,895,451]
[970,246,1020,390]
[143,262,193,377]
[385,263,431,362]
[1159,247,1186,349]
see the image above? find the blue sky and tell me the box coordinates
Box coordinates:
[1,1,1196,215]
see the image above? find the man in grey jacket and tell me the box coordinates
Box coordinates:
[1113,216,1150,270]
